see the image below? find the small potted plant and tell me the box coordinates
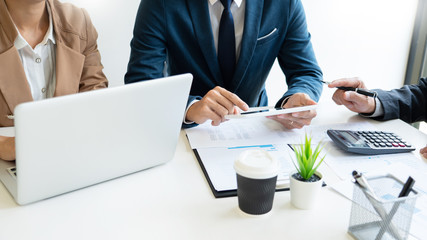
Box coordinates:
[290,133,326,209]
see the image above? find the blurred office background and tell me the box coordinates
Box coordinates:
[64,0,427,131]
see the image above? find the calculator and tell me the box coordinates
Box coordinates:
[327,129,415,155]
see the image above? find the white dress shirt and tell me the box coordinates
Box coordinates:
[184,0,245,124]
[208,0,245,60]
[14,3,56,101]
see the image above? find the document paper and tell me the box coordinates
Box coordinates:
[185,117,377,149]
[186,118,378,196]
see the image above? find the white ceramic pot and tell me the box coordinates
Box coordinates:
[289,171,323,210]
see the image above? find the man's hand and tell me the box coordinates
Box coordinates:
[0,136,15,161]
[186,86,249,126]
[329,77,376,114]
[421,145,427,159]
[267,93,317,129]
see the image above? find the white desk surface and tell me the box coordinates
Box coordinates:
[1,92,426,240]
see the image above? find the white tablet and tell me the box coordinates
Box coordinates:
[225,105,317,119]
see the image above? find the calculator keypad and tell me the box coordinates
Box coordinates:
[356,131,412,149]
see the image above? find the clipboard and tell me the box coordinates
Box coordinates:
[192,144,327,198]
[193,149,290,198]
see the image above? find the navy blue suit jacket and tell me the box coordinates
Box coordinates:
[373,78,427,123]
[125,0,322,111]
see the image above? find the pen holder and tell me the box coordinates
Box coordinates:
[348,174,418,240]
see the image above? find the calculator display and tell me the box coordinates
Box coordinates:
[340,131,362,145]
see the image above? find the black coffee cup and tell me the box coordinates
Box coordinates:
[234,150,280,215]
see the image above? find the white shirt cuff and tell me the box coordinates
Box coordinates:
[183,100,199,124]
[361,97,384,118]
[280,96,291,108]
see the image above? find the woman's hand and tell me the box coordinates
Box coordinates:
[420,145,427,159]
[0,136,16,161]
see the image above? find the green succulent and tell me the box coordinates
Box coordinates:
[292,133,326,181]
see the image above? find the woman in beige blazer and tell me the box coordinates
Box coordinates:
[0,0,108,160]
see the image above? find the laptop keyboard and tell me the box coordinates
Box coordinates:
[7,167,16,179]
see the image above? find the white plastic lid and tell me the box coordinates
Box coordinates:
[234,149,280,179]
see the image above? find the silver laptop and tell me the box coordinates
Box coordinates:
[0,73,192,205]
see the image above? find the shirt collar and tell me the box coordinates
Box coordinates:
[209,0,243,8]
[14,1,55,50]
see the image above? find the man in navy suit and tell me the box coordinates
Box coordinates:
[329,77,427,158]
[125,0,323,128]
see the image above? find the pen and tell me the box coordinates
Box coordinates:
[240,106,282,115]
[352,171,375,196]
[321,80,377,98]
[398,176,415,198]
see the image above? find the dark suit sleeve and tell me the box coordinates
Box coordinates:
[373,78,427,123]
[125,0,167,82]
[125,0,201,108]
[275,0,323,107]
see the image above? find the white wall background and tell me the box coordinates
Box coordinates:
[266,0,418,104]
[62,0,141,87]
[64,0,419,103]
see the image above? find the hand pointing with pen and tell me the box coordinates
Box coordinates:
[328,77,376,114]
[328,77,427,159]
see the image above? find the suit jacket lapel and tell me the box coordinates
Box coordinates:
[187,0,223,86]
[0,0,33,113]
[49,0,85,97]
[0,47,33,113]
[232,0,263,91]
[54,43,84,96]
[0,0,17,44]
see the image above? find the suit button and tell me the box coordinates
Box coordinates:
[35,58,41,63]
[41,88,46,93]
